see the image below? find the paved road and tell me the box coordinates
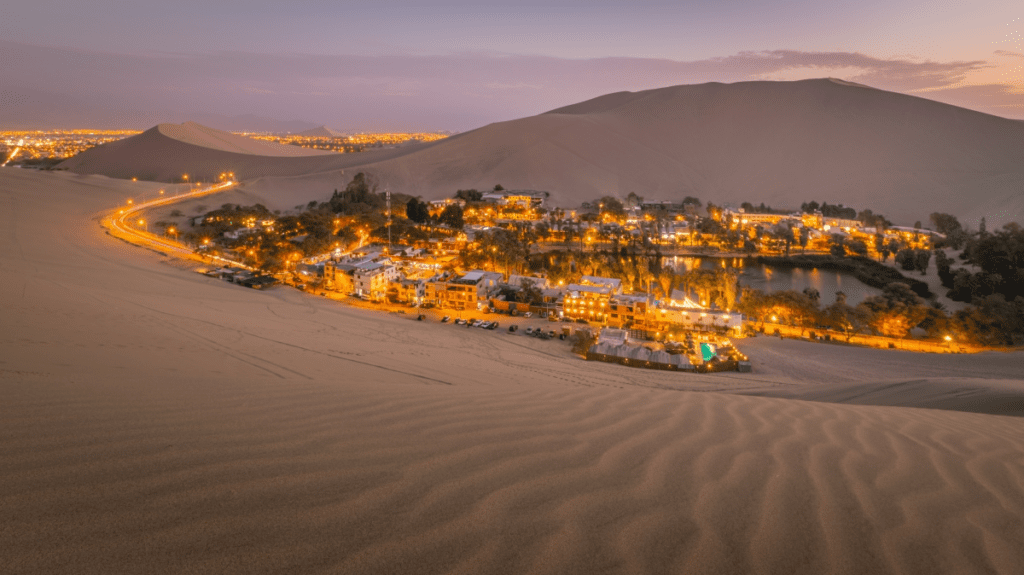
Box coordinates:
[106,181,244,267]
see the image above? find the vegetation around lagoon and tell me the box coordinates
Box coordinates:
[157,172,1024,349]
[756,254,932,298]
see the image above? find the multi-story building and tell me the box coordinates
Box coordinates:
[561,284,612,322]
[427,270,503,310]
[353,261,400,301]
[388,278,425,304]
[606,294,651,329]
[324,262,356,294]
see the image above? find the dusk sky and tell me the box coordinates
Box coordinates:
[2,0,1021,131]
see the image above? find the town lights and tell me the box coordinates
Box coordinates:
[944,335,953,342]
[771,315,778,322]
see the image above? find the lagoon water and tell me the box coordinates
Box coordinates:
[665,256,883,305]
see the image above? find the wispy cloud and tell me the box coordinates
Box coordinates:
[0,41,1020,130]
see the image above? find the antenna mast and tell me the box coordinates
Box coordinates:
[386,188,392,255]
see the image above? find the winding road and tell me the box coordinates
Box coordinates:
[105,180,244,266]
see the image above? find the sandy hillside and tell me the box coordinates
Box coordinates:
[3,168,1024,574]
[58,121,431,184]
[336,78,1024,226]
[298,125,347,137]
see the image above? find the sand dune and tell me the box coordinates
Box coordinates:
[339,78,1024,226]
[3,168,1024,573]
[61,80,1024,226]
[298,125,347,137]
[58,121,429,183]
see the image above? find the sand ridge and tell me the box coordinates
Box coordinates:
[2,169,1024,574]
[156,122,338,157]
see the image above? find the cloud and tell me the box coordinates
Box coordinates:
[0,41,1020,131]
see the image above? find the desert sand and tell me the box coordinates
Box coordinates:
[3,168,1024,574]
[298,126,347,138]
[61,80,1024,227]
[57,121,431,184]
[331,78,1024,226]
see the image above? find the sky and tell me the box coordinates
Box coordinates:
[1,0,1021,131]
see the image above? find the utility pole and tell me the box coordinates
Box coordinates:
[386,188,392,256]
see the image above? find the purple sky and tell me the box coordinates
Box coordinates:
[1,1,1021,131]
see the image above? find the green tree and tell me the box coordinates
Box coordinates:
[517,278,543,305]
[454,189,482,202]
[857,282,927,338]
[438,204,464,230]
[405,198,430,223]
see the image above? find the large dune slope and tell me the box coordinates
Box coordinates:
[2,168,1024,573]
[342,78,1024,225]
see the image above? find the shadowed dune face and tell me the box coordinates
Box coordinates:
[59,79,1024,225]
[343,78,1024,225]
[3,169,1024,574]
[57,122,431,183]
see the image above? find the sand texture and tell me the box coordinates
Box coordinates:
[59,79,1024,225]
[339,78,1024,225]
[3,169,1024,574]
[57,122,430,184]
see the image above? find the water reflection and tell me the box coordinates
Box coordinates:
[665,257,880,305]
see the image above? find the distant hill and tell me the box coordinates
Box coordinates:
[335,78,1024,226]
[58,122,427,182]
[297,126,347,137]
[58,80,1024,226]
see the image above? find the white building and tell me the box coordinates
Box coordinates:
[353,261,400,301]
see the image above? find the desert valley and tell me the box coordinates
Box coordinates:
[4,52,1024,575]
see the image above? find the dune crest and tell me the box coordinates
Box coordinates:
[155,122,336,157]
[342,78,1024,225]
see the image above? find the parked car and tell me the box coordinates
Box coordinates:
[417,314,425,321]
[455,318,467,325]
[523,312,533,318]
[525,327,534,335]
[479,321,492,329]
[548,330,557,338]
[548,315,560,322]
[508,325,518,333]
[471,319,482,327]
[488,322,499,330]
[441,315,451,323]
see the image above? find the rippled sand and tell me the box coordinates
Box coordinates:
[3,170,1023,574]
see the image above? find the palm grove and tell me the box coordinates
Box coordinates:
[177,173,1024,347]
